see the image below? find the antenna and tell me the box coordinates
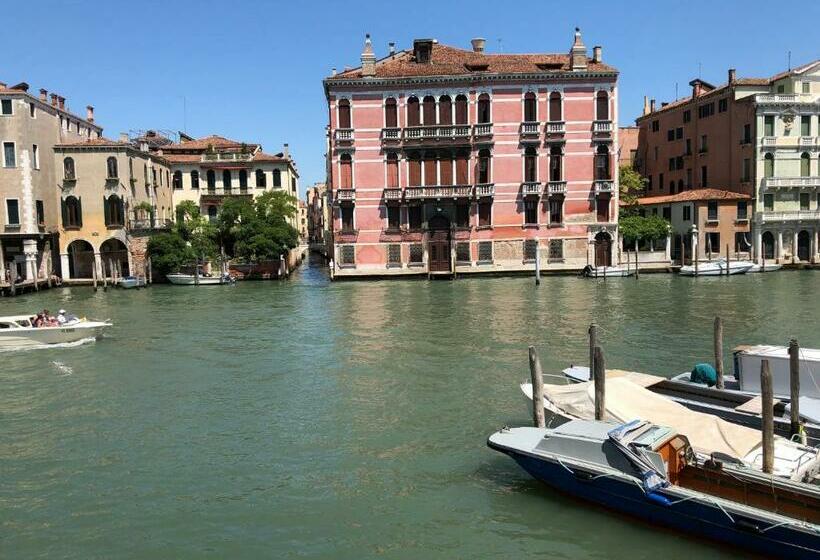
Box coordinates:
[497,38,503,53]
[183,96,187,133]
[787,50,791,71]
[675,82,678,99]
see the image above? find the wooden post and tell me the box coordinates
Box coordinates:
[634,246,639,279]
[789,338,801,439]
[725,244,730,276]
[714,317,724,389]
[593,346,606,421]
[761,359,774,475]
[762,249,766,272]
[534,238,540,286]
[147,257,152,284]
[679,236,685,266]
[589,323,598,381]
[194,256,200,286]
[9,264,17,296]
[528,346,546,428]
[92,259,98,291]
[102,259,108,291]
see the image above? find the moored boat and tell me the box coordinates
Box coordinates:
[582,265,634,278]
[679,259,753,276]
[748,262,783,273]
[166,273,235,285]
[118,276,145,289]
[488,419,820,559]
[0,314,111,350]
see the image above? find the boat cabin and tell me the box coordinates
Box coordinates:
[0,315,34,329]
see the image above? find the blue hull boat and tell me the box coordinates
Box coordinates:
[489,420,820,559]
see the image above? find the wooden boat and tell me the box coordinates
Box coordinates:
[582,265,634,278]
[488,419,820,559]
[0,314,111,349]
[679,259,753,276]
[521,374,820,482]
[166,273,234,285]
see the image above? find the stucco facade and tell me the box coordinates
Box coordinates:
[324,30,619,278]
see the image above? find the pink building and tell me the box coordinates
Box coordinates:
[324,30,619,278]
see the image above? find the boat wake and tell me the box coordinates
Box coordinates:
[0,337,98,353]
[51,360,74,376]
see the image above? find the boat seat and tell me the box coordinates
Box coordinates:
[734,395,781,415]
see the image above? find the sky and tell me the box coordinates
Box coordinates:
[6,0,818,196]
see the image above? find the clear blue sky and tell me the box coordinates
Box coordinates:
[6,0,818,196]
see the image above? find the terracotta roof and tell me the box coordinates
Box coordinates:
[161,135,259,152]
[54,137,132,148]
[631,188,751,205]
[327,43,616,81]
[0,80,102,130]
[252,152,288,163]
[160,151,289,165]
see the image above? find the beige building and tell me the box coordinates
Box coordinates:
[297,200,308,242]
[53,138,172,280]
[0,81,102,285]
[306,182,329,248]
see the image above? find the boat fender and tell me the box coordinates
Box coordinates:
[734,518,762,534]
[572,470,596,482]
[645,492,671,507]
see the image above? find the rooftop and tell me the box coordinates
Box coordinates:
[630,188,751,206]
[0,80,102,131]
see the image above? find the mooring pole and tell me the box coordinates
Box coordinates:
[528,346,545,428]
[761,359,774,474]
[147,257,153,284]
[194,256,200,286]
[789,338,801,439]
[634,247,639,279]
[534,237,540,286]
[92,259,98,291]
[589,323,598,381]
[725,244,730,276]
[714,316,724,390]
[593,346,606,421]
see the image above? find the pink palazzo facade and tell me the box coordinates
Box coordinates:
[324,30,619,278]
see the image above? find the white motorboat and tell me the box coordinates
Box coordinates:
[118,276,145,289]
[678,259,753,276]
[582,265,634,278]
[0,314,111,349]
[166,273,235,285]
[748,262,783,273]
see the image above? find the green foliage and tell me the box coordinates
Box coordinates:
[147,232,195,276]
[133,201,154,215]
[619,214,670,243]
[174,201,216,258]
[232,191,299,262]
[619,165,647,212]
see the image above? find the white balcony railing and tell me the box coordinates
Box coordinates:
[763,176,820,188]
[473,123,493,137]
[799,137,819,147]
[403,125,471,141]
[382,128,401,140]
[521,182,542,196]
[201,152,253,162]
[383,188,402,200]
[761,136,777,146]
[754,93,815,104]
[757,209,820,223]
[546,121,566,134]
[475,183,495,197]
[594,180,614,194]
[520,122,540,136]
[593,120,613,133]
[336,188,356,202]
[547,181,567,195]
[404,187,424,200]
[334,128,354,142]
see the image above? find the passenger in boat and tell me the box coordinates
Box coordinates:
[32,313,44,327]
[56,310,67,325]
[690,363,717,387]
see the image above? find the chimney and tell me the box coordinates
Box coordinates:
[57,96,65,110]
[39,88,48,102]
[50,93,58,107]
[388,42,396,55]
[661,102,669,108]
[119,132,129,143]
[642,96,650,116]
[331,67,337,76]
[569,27,588,71]
[86,105,94,122]
[728,68,736,84]
[650,98,656,112]
[592,46,602,64]
[283,143,290,158]
[11,82,29,92]
[361,33,376,77]
[471,38,486,53]
[139,141,148,152]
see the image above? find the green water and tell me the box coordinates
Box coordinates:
[1,259,818,559]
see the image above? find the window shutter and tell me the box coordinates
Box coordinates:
[61,198,68,227]
[118,197,125,224]
[103,196,111,225]
[77,197,83,227]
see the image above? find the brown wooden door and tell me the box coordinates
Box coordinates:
[428,232,451,272]
[594,233,612,267]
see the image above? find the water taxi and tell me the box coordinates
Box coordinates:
[0,314,111,349]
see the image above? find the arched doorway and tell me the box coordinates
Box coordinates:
[67,240,95,279]
[797,230,811,262]
[594,231,612,267]
[762,231,775,260]
[207,205,218,223]
[428,213,451,272]
[100,238,130,277]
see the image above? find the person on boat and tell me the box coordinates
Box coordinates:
[690,363,717,387]
[32,313,44,327]
[56,310,67,325]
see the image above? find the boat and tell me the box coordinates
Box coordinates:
[488,418,820,559]
[118,276,145,289]
[748,262,783,273]
[522,374,820,482]
[166,272,235,285]
[561,365,820,447]
[582,265,634,278]
[678,259,754,276]
[0,314,111,349]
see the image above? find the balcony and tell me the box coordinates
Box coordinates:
[334,128,354,145]
[473,123,493,140]
[405,187,424,200]
[547,181,567,195]
[799,137,820,147]
[594,180,614,195]
[520,121,541,141]
[201,152,253,163]
[129,218,173,231]
[757,209,820,224]
[383,188,402,201]
[761,136,777,147]
[593,120,613,134]
[403,125,471,145]
[763,176,820,189]
[475,183,495,198]
[755,93,816,104]
[521,181,542,197]
[545,121,566,136]
[406,185,474,199]
[381,127,401,143]
[336,188,356,203]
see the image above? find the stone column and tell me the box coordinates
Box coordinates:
[23,239,38,281]
[94,252,103,280]
[777,231,783,263]
[794,231,800,262]
[0,240,6,283]
[813,228,818,264]
[755,230,762,265]
[664,233,671,263]
[60,253,70,280]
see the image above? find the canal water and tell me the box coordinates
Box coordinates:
[1,259,818,559]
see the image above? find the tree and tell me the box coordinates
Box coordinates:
[619,214,670,247]
[215,197,255,256]
[174,201,216,258]
[619,165,647,213]
[147,232,195,276]
[232,191,299,262]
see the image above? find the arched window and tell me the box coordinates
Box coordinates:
[191,170,199,189]
[595,145,610,180]
[106,157,118,179]
[524,147,537,182]
[271,169,282,187]
[456,150,469,184]
[206,169,216,190]
[800,152,811,176]
[596,91,609,121]
[439,95,452,125]
[338,99,351,129]
[239,169,248,189]
[223,170,232,190]
[764,153,774,178]
[172,171,182,190]
[62,195,82,228]
[439,153,453,186]
[407,96,420,127]
[422,95,436,125]
[256,169,266,188]
[408,153,421,186]
[105,194,124,226]
[386,153,399,188]
[524,92,537,122]
[550,146,563,181]
[477,149,491,184]
[340,154,352,188]
[423,152,437,185]
[63,157,75,180]
[455,95,468,125]
[477,93,491,124]
[384,98,398,128]
[549,92,562,122]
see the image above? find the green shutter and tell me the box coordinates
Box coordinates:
[61,198,68,227]
[118,197,125,225]
[77,197,83,227]
[103,196,111,226]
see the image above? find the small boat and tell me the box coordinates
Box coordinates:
[0,314,111,349]
[488,419,820,559]
[166,273,235,285]
[748,262,783,273]
[581,265,634,278]
[522,374,820,482]
[118,276,145,289]
[679,259,753,276]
